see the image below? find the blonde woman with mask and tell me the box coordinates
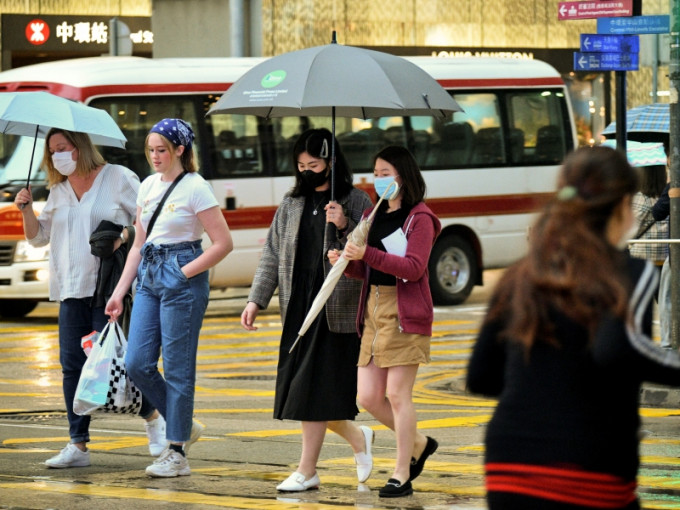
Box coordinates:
[14,128,166,469]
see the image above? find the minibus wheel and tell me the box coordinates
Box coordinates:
[428,235,477,305]
[0,299,38,318]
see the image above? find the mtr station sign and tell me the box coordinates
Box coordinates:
[2,14,152,52]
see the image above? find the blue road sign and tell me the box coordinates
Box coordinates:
[597,15,670,35]
[580,34,639,53]
[574,52,639,71]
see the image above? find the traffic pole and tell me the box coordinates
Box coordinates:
[670,0,680,349]
[615,71,627,153]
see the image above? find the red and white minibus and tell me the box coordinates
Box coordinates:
[0,55,577,316]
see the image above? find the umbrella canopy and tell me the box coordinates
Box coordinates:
[207,32,462,200]
[0,91,127,188]
[208,40,461,120]
[0,91,127,148]
[601,103,669,145]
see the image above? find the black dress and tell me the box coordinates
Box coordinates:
[273,190,360,421]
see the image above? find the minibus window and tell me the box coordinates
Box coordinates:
[506,91,567,164]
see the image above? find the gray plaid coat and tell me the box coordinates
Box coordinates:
[248,187,373,334]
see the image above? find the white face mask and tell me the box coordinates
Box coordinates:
[52,150,77,176]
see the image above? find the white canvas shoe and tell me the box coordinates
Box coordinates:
[145,415,167,457]
[45,444,90,468]
[145,448,191,477]
[355,425,374,482]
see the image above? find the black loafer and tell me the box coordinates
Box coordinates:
[379,478,413,498]
[409,436,438,481]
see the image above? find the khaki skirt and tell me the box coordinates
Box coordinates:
[358,285,430,368]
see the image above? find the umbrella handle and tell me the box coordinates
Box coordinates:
[26,125,39,189]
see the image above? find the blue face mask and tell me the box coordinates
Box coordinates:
[373,176,400,200]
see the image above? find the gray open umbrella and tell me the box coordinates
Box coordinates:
[207,31,462,199]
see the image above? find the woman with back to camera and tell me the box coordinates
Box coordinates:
[13,128,166,468]
[467,146,680,509]
[106,118,233,478]
[241,128,374,492]
[337,145,442,498]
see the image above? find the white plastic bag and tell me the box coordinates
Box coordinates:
[73,322,142,416]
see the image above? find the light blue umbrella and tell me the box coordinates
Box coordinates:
[0,91,127,187]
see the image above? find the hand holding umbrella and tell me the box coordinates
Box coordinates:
[288,180,399,353]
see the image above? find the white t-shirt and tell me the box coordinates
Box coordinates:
[29,164,139,301]
[138,172,219,245]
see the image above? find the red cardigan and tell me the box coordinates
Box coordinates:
[345,202,441,337]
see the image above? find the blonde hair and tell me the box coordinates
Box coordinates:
[42,129,106,188]
[144,132,198,173]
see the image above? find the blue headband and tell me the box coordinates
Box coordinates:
[149,118,195,149]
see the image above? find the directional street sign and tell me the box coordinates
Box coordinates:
[574,52,639,71]
[558,0,634,20]
[597,15,670,35]
[580,34,639,53]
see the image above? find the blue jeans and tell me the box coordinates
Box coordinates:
[59,298,154,444]
[125,240,209,443]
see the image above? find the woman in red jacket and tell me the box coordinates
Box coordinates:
[335,145,441,497]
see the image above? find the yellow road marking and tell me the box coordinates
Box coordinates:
[0,481,357,509]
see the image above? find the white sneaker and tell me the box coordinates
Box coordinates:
[355,425,374,482]
[145,415,167,457]
[45,443,90,468]
[276,471,320,492]
[184,419,205,454]
[145,448,191,477]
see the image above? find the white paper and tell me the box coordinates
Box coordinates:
[382,228,407,257]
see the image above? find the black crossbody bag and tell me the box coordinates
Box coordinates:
[145,171,187,237]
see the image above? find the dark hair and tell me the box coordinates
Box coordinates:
[636,164,667,197]
[485,146,638,351]
[372,145,426,206]
[290,128,354,198]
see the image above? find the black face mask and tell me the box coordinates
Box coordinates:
[300,169,328,189]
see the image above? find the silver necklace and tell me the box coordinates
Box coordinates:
[311,195,325,215]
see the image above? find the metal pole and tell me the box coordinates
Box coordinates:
[670,0,680,349]
[615,71,627,153]
[109,18,118,56]
[653,34,659,101]
[229,0,245,57]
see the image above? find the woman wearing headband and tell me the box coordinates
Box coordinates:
[106,118,233,478]
[241,128,374,492]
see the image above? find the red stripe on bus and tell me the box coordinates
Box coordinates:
[221,193,554,230]
[0,77,563,102]
[0,82,234,101]
[427,193,553,217]
[437,77,564,88]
